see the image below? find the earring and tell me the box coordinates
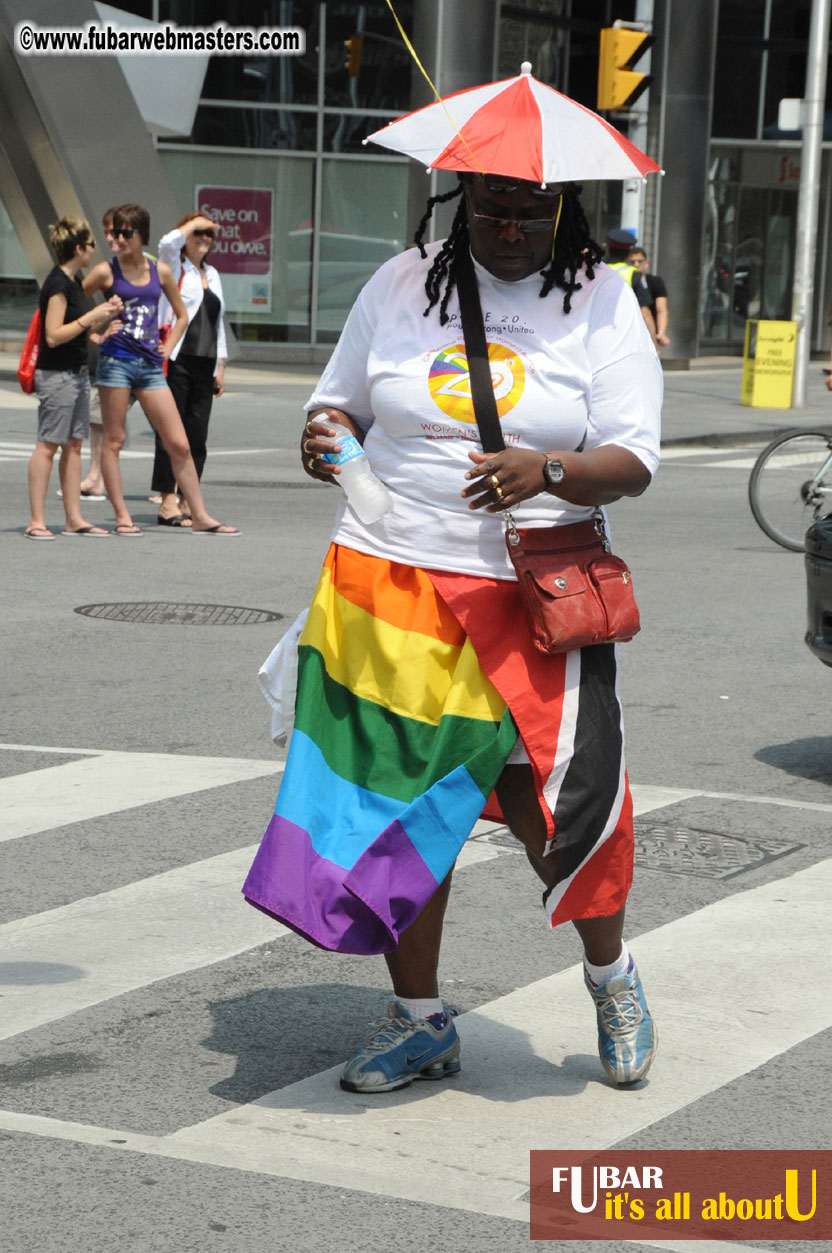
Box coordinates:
[551,196,564,261]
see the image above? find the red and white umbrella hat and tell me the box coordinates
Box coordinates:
[365,62,662,185]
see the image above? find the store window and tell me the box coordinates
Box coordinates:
[317,159,407,339]
[154,1,413,346]
[159,149,315,343]
[702,150,801,346]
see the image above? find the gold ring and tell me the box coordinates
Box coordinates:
[303,438,314,454]
[489,474,500,489]
[494,482,504,499]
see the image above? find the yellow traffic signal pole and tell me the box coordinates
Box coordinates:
[597,12,654,244]
[792,0,831,407]
[620,3,654,244]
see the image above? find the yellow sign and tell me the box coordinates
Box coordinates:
[741,319,797,408]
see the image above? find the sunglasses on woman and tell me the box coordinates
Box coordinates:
[471,211,557,233]
[193,229,216,239]
[113,228,136,239]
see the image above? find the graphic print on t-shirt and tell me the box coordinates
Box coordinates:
[428,340,525,423]
[122,301,155,345]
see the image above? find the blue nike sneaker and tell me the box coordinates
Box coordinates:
[585,958,658,1085]
[340,1002,461,1093]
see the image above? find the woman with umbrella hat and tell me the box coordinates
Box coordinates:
[244,66,662,1093]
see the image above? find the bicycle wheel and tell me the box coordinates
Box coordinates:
[748,429,832,551]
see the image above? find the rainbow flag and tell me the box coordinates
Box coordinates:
[243,545,518,954]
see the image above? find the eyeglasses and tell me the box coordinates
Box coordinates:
[193,229,216,239]
[83,241,96,250]
[113,228,136,239]
[471,212,557,234]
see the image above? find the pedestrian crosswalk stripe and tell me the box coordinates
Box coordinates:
[0,820,526,1044]
[0,1109,764,1252]
[0,855,826,1240]
[0,780,690,1044]
[0,747,283,842]
[162,855,831,1226]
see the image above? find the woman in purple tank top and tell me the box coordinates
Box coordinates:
[84,204,238,535]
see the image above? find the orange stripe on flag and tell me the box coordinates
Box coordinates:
[323,545,464,644]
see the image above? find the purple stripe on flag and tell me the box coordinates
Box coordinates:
[243,814,439,955]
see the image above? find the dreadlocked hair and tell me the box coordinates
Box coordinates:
[416,178,604,323]
[414,182,467,326]
[539,183,604,312]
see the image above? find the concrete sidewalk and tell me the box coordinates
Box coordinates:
[3,349,829,448]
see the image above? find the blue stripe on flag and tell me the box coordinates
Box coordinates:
[276,730,487,879]
[275,730,402,870]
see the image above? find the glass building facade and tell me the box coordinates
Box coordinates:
[2,0,832,357]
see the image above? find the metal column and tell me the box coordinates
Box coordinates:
[651,0,720,365]
[406,0,498,245]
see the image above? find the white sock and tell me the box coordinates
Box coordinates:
[584,942,631,987]
[397,995,444,1021]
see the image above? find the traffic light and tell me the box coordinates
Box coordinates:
[344,33,363,78]
[597,27,653,111]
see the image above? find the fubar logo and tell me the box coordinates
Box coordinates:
[530,1150,831,1241]
[427,342,524,423]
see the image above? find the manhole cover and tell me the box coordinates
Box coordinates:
[74,602,283,626]
[473,821,803,881]
[634,820,803,880]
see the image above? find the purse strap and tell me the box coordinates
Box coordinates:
[456,249,506,454]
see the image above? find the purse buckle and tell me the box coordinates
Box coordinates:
[592,508,610,552]
[504,508,520,547]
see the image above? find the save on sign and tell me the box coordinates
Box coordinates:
[196,186,274,312]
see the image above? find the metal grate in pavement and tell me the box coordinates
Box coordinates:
[633,820,803,879]
[473,821,803,880]
[74,602,283,626]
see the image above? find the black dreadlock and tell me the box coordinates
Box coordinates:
[414,178,604,324]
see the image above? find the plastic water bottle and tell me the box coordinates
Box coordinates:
[320,423,393,525]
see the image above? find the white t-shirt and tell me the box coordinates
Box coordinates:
[306,242,662,580]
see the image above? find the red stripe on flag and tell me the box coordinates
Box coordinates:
[547,778,634,925]
[426,569,567,837]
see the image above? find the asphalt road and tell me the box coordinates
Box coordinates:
[1,370,829,1253]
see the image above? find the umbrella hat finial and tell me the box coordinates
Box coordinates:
[520,61,532,75]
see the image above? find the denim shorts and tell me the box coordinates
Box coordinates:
[96,353,168,391]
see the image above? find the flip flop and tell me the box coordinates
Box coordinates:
[24,526,56,541]
[80,490,107,501]
[157,514,192,528]
[114,524,142,537]
[191,524,241,536]
[61,526,110,537]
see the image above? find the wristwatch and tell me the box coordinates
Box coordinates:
[542,458,566,491]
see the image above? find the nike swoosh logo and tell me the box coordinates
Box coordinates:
[405,1049,430,1065]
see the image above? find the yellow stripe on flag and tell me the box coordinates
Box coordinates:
[301,560,505,727]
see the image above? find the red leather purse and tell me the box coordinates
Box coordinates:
[504,510,640,654]
[456,249,640,656]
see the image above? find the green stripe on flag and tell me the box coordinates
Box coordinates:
[295,645,515,805]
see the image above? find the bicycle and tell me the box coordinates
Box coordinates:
[748,427,832,551]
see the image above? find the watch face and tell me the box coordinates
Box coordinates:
[544,459,565,486]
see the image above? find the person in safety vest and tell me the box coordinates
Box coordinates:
[605,229,657,344]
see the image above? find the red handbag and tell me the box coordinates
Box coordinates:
[158,268,185,376]
[17,308,42,394]
[504,510,640,654]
